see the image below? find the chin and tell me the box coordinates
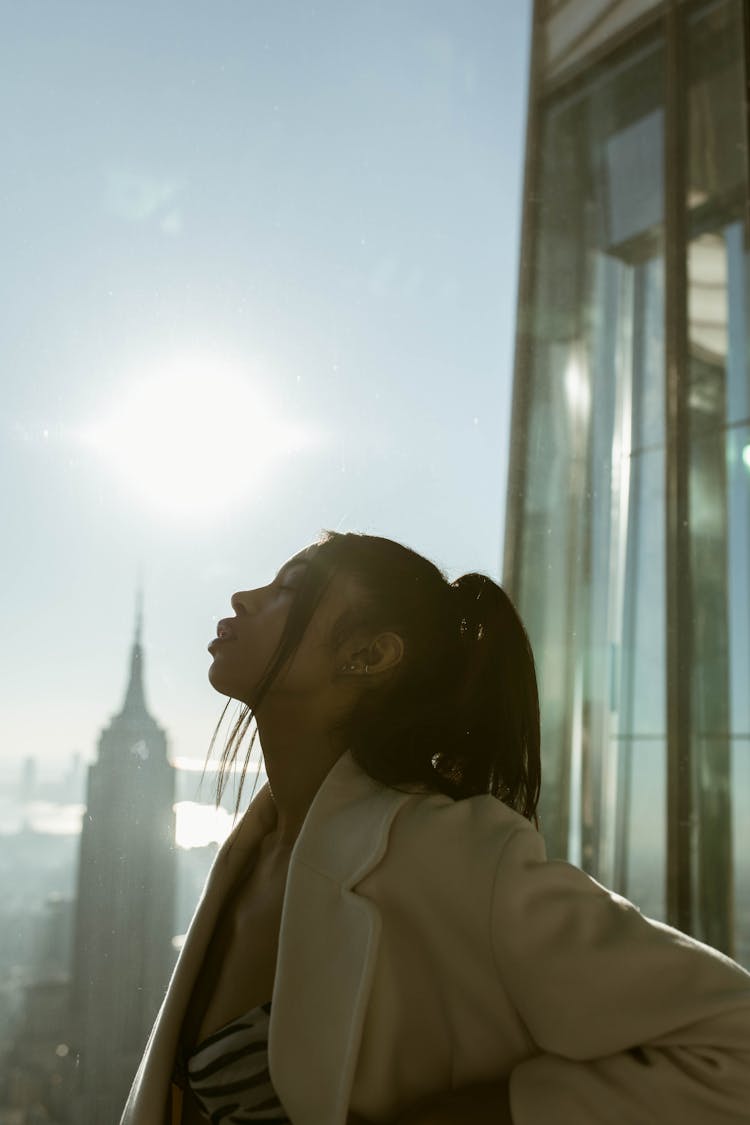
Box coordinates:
[207,663,231,694]
[208,665,251,706]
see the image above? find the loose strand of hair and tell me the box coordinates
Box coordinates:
[213,703,252,807]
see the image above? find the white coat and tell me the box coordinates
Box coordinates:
[121,750,750,1124]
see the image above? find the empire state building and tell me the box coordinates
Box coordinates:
[69,591,177,1123]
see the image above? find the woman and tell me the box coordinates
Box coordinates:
[122,530,750,1125]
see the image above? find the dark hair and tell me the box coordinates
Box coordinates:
[205,531,541,826]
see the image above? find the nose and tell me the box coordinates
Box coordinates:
[231,582,268,615]
[230,592,247,614]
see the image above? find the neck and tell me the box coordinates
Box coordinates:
[255,706,346,849]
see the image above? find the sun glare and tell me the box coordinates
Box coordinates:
[74,355,316,523]
[174,800,236,849]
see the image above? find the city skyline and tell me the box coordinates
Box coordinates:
[1,596,263,850]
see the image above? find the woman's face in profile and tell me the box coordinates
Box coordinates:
[207,545,360,708]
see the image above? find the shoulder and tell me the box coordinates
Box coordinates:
[391,786,542,847]
[378,786,544,888]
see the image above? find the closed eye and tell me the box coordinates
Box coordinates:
[273,576,302,594]
[274,562,309,592]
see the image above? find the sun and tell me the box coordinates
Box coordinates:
[74,354,315,524]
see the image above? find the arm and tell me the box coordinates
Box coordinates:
[492,827,750,1124]
[347,1081,513,1125]
[390,1081,513,1125]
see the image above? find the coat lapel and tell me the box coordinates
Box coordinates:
[122,751,411,1125]
[121,779,277,1124]
[269,752,413,1125]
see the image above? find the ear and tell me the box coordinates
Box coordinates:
[339,630,404,678]
[365,631,404,675]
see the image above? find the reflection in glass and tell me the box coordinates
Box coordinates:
[512,37,666,890]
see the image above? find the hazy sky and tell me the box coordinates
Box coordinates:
[1,1,532,777]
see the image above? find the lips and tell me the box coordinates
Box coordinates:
[209,618,238,652]
[215,618,237,640]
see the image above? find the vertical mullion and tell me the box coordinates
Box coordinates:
[664,0,693,934]
[503,0,544,593]
[744,0,750,229]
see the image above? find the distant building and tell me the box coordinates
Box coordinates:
[504,0,749,964]
[19,758,36,804]
[2,978,70,1124]
[32,895,74,985]
[60,753,84,806]
[68,592,176,1123]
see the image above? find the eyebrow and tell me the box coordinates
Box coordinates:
[275,559,311,582]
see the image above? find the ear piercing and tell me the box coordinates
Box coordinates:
[341,664,369,673]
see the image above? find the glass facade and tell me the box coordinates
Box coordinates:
[506,0,750,964]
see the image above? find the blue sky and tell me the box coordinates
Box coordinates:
[0,1,532,775]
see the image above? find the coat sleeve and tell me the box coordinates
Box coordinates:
[490,825,750,1124]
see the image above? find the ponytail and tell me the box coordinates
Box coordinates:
[318,534,541,825]
[438,573,541,823]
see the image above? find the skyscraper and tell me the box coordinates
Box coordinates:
[69,591,176,1122]
[504,0,749,964]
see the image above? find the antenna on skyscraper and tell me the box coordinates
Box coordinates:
[135,564,144,647]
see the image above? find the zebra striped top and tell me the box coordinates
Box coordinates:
[182,1001,290,1123]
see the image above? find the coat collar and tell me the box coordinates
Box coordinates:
[121,750,413,1125]
[288,747,412,883]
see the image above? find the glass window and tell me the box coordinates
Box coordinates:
[685,0,750,959]
[542,0,665,82]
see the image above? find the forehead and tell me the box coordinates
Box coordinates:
[278,543,320,576]
[288,543,319,566]
[281,544,362,606]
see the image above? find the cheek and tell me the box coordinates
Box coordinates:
[275,630,329,687]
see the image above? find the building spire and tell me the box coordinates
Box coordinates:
[135,570,143,648]
[121,574,147,716]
